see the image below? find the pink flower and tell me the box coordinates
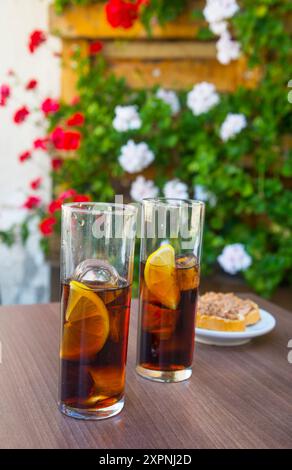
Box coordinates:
[39,217,56,236]
[19,151,31,163]
[0,84,10,106]
[29,30,46,54]
[34,138,49,150]
[66,112,85,127]
[23,196,41,209]
[13,106,29,124]
[30,177,42,190]
[48,199,62,214]
[26,79,38,90]
[59,189,77,201]
[41,98,60,115]
[89,41,103,55]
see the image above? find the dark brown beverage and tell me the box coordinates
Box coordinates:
[137,254,199,372]
[59,279,131,412]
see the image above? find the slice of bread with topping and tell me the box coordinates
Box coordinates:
[197,292,261,332]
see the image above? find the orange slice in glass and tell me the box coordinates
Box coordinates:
[142,302,178,339]
[61,280,109,361]
[144,244,180,310]
[89,366,125,397]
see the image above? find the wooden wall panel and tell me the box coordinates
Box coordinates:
[49,4,203,40]
[105,56,260,92]
[49,4,261,102]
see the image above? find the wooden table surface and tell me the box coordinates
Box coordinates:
[0,295,291,449]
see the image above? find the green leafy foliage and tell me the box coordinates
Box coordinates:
[54,0,96,15]
[53,0,190,29]
[140,0,189,31]
[0,230,15,246]
[21,1,292,297]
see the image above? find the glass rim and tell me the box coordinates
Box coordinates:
[142,197,205,209]
[62,202,138,216]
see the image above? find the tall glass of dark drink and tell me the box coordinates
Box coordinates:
[59,202,137,419]
[136,198,205,383]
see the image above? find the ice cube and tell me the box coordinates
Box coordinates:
[176,254,200,291]
[73,259,119,289]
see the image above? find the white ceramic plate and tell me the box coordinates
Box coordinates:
[195,308,276,346]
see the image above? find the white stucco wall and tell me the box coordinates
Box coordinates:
[0,0,61,304]
[0,0,60,210]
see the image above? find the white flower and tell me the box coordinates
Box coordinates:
[217,243,252,275]
[156,88,180,115]
[219,113,247,141]
[187,82,220,116]
[118,140,155,174]
[113,105,142,132]
[163,179,189,199]
[130,176,159,202]
[152,68,161,78]
[203,1,241,65]
[209,20,228,36]
[194,184,217,207]
[203,0,239,24]
[216,31,241,64]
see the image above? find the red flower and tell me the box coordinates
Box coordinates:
[51,158,63,171]
[29,30,46,54]
[48,199,62,214]
[105,0,144,29]
[51,127,81,151]
[71,96,80,106]
[39,217,56,236]
[66,112,85,127]
[34,137,49,150]
[30,177,42,190]
[13,106,29,124]
[23,196,41,209]
[0,84,10,106]
[59,189,77,201]
[89,41,103,55]
[63,130,81,150]
[19,150,31,163]
[73,194,91,202]
[41,98,60,115]
[50,127,64,148]
[26,79,38,90]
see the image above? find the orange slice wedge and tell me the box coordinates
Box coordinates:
[144,244,180,310]
[61,280,109,361]
[142,302,178,339]
[89,366,125,397]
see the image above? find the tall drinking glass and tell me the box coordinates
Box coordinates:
[136,198,205,383]
[59,202,137,419]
